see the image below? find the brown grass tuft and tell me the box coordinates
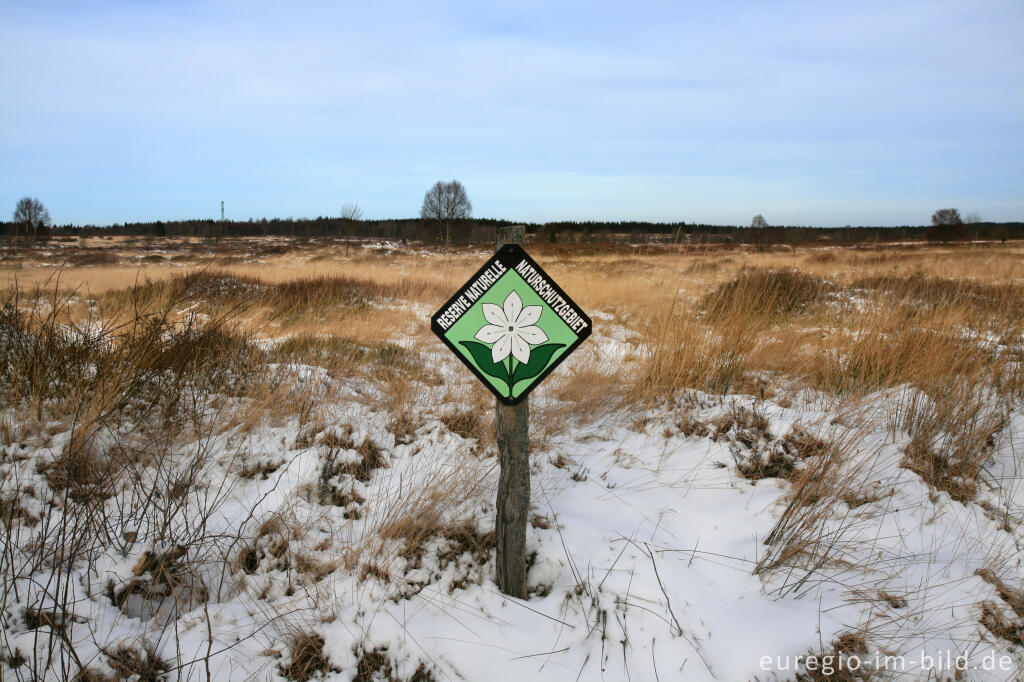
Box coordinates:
[736,427,830,482]
[281,633,332,682]
[439,409,484,442]
[98,642,169,682]
[0,492,39,528]
[352,645,435,682]
[795,632,872,681]
[702,267,831,320]
[976,569,1024,620]
[853,271,1024,317]
[898,385,1005,503]
[979,601,1024,648]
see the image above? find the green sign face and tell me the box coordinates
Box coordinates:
[432,244,592,405]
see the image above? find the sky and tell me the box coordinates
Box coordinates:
[1,0,1022,227]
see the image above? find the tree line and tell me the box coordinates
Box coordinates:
[7,217,1021,245]
[4,192,1023,247]
[6,215,1024,246]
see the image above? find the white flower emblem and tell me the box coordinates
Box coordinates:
[475,291,548,364]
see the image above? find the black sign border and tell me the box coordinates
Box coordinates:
[431,243,593,406]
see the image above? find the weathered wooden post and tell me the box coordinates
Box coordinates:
[430,225,591,599]
[494,225,530,598]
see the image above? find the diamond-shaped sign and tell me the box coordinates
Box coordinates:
[431,244,592,405]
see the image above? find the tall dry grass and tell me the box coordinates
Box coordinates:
[8,242,1021,496]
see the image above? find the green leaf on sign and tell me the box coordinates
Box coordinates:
[459,341,512,388]
[512,343,566,386]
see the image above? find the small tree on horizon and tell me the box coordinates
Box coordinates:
[12,196,51,248]
[928,208,965,243]
[750,214,768,250]
[340,202,363,255]
[420,180,471,246]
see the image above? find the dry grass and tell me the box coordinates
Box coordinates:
[351,645,435,682]
[438,409,485,442]
[899,384,1005,503]
[5,239,1021,492]
[701,267,832,320]
[734,426,830,482]
[74,642,170,682]
[8,241,1019,498]
[280,633,332,682]
[976,567,1024,647]
[794,632,873,681]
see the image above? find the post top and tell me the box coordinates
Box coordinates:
[495,225,526,249]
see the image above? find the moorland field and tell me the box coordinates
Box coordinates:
[2,236,1024,681]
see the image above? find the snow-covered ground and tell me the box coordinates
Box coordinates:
[2,328,1023,681]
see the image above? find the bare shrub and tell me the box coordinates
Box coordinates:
[0,275,282,680]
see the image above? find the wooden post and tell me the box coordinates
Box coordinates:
[494,224,529,598]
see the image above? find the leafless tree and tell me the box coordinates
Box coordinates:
[750,214,768,250]
[340,202,363,222]
[932,208,962,226]
[420,180,471,246]
[928,208,965,243]
[12,196,51,247]
[340,202,363,255]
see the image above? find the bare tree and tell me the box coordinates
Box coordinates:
[12,196,51,247]
[928,208,965,243]
[340,202,363,255]
[932,208,962,225]
[420,180,471,246]
[750,214,768,250]
[340,202,363,222]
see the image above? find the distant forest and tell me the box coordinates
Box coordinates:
[3,216,1024,246]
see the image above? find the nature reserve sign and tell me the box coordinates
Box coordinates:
[431,243,591,404]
